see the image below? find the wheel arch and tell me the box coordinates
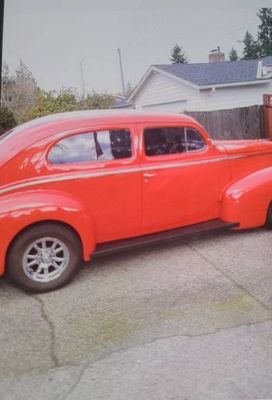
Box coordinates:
[220,167,272,228]
[0,189,97,276]
[6,219,85,263]
[6,219,86,292]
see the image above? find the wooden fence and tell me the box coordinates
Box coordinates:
[185,105,264,140]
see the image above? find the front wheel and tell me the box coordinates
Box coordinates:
[7,223,82,293]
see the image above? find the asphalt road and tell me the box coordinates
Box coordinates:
[1,228,272,400]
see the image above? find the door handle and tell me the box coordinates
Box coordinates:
[143,172,156,178]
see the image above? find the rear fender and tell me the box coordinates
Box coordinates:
[220,167,272,228]
[0,189,96,275]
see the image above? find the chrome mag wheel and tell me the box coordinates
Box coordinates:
[22,237,70,283]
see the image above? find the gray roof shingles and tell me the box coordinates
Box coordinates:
[154,56,272,86]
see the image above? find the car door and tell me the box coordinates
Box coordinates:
[138,122,231,234]
[47,123,142,243]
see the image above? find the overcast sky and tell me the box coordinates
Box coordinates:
[3,0,271,95]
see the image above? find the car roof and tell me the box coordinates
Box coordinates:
[7,109,197,136]
[0,110,200,167]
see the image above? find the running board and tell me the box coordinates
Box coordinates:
[93,219,239,257]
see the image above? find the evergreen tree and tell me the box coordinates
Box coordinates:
[257,8,272,56]
[229,47,238,61]
[170,44,188,64]
[242,31,259,60]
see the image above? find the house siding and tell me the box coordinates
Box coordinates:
[202,82,271,111]
[133,72,202,111]
[131,70,272,112]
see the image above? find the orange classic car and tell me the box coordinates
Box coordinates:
[1,110,272,292]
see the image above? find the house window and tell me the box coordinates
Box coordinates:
[48,130,132,164]
[144,127,204,156]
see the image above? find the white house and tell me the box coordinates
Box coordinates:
[113,56,272,112]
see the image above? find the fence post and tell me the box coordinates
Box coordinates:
[263,94,272,139]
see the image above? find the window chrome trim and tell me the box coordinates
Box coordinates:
[185,127,205,152]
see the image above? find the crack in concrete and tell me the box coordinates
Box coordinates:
[60,317,272,400]
[59,362,89,400]
[33,295,60,368]
[183,240,272,313]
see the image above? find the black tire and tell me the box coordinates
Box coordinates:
[265,203,272,229]
[7,223,82,293]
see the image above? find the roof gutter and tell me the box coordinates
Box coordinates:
[138,99,187,108]
[199,78,271,90]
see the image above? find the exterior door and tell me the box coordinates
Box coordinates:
[138,123,231,234]
[48,123,142,243]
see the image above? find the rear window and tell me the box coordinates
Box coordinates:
[48,129,132,164]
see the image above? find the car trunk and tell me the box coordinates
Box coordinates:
[214,139,272,156]
[214,139,272,182]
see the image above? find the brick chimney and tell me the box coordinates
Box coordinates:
[209,46,225,63]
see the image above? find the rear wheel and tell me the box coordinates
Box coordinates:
[265,203,272,229]
[7,223,82,293]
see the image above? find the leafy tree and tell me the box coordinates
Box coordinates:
[80,91,115,110]
[2,61,115,124]
[25,89,115,122]
[1,60,38,123]
[257,8,272,56]
[0,107,16,135]
[242,31,259,60]
[229,47,238,61]
[25,88,79,121]
[170,44,188,64]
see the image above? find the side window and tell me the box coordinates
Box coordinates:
[144,127,186,156]
[48,132,93,164]
[186,129,205,151]
[144,126,205,157]
[48,129,132,164]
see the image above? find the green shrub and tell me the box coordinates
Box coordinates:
[0,107,16,135]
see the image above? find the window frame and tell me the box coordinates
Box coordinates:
[46,126,136,168]
[142,125,206,158]
[184,127,206,153]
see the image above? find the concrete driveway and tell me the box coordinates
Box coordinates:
[0,228,272,400]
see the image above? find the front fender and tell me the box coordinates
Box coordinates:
[0,189,96,275]
[221,167,272,228]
